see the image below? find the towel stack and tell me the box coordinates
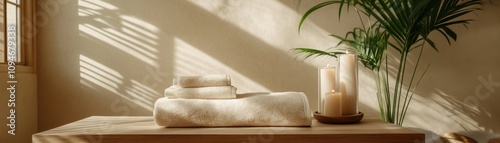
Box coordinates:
[164,75,237,99]
[154,74,312,127]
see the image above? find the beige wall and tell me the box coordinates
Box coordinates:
[36,0,499,137]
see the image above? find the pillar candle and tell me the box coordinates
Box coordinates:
[324,90,342,117]
[318,65,336,114]
[338,53,358,115]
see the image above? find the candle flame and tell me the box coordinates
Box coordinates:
[332,90,335,93]
[345,49,349,54]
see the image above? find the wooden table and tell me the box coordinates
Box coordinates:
[33,116,424,143]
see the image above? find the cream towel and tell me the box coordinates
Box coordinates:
[174,75,231,88]
[164,86,237,99]
[154,92,312,127]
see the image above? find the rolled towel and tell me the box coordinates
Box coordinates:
[164,86,237,99]
[154,92,312,127]
[174,75,231,88]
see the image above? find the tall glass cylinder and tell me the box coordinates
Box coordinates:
[338,53,358,116]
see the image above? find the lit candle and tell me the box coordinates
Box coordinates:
[318,64,336,114]
[338,52,358,115]
[324,90,342,117]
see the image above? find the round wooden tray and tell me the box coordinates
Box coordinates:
[313,111,364,124]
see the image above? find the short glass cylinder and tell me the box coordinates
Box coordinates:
[317,65,337,115]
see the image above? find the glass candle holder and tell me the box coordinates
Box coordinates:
[338,53,358,116]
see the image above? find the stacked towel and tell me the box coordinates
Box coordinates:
[154,92,312,127]
[164,86,237,99]
[165,75,236,99]
[174,74,231,87]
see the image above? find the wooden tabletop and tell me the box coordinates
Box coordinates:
[33,116,424,143]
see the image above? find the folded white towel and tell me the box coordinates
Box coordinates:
[154,92,312,127]
[164,86,237,99]
[174,75,231,88]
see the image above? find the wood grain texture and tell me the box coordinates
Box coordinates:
[33,116,425,143]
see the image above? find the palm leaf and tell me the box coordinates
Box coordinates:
[422,0,482,49]
[290,48,343,60]
[298,1,343,33]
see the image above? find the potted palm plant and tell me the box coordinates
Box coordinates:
[293,0,482,125]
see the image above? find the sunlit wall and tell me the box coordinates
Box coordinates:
[37,0,500,137]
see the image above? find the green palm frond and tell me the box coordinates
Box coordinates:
[298,0,343,34]
[298,0,366,33]
[422,0,483,45]
[290,48,344,61]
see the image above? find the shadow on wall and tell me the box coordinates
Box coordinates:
[78,0,170,116]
